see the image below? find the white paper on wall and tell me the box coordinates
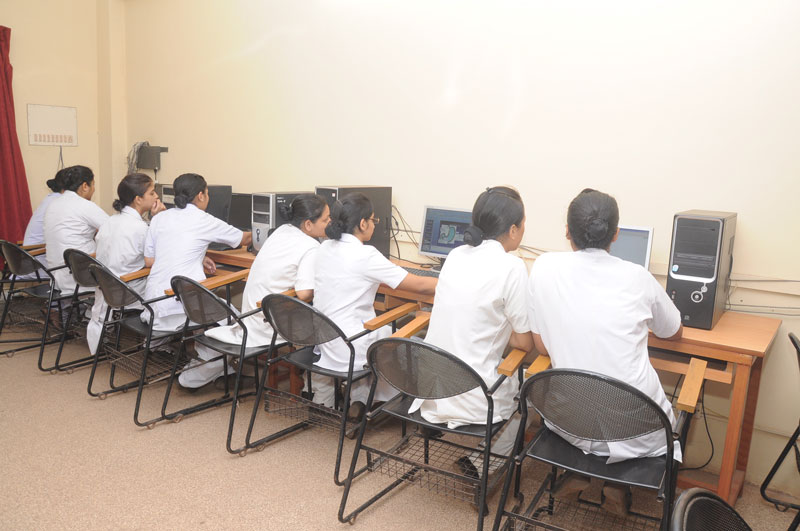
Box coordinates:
[27,104,78,146]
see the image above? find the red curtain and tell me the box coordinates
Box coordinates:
[0,25,32,246]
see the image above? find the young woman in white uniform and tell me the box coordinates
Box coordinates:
[409,187,533,474]
[141,173,252,387]
[186,195,331,386]
[44,165,109,293]
[525,188,683,512]
[312,192,437,410]
[16,170,65,278]
[86,174,166,354]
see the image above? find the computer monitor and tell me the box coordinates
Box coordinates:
[418,206,473,260]
[608,225,653,269]
[229,193,252,231]
[206,185,233,223]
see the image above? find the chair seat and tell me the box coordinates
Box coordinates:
[194,333,273,359]
[284,346,371,380]
[21,284,58,299]
[120,315,182,340]
[527,427,667,490]
[382,394,506,439]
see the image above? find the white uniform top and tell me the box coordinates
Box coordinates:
[526,248,683,463]
[24,192,61,245]
[142,204,243,330]
[312,233,407,372]
[87,206,149,354]
[411,240,531,427]
[44,190,109,292]
[204,223,320,347]
[18,192,60,275]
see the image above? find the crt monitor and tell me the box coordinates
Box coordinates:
[418,206,473,259]
[229,193,252,231]
[608,225,653,270]
[206,185,233,223]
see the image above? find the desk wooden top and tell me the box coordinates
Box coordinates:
[649,311,781,361]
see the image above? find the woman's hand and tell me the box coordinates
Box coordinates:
[202,256,217,275]
[150,198,167,217]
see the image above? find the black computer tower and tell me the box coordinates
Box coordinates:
[315,186,392,257]
[666,210,737,330]
[251,192,310,251]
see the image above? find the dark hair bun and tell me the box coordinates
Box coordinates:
[325,219,345,240]
[585,218,609,242]
[174,194,189,209]
[463,225,485,246]
[112,199,124,212]
[46,178,59,192]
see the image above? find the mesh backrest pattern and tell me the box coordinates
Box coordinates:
[680,493,752,531]
[1,242,44,276]
[524,370,669,443]
[89,265,142,309]
[171,276,232,326]
[64,249,101,288]
[368,338,485,399]
[263,294,343,346]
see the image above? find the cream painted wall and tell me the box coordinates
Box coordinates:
[5,0,112,212]
[123,0,800,496]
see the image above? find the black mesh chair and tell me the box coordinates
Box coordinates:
[760,333,800,530]
[39,249,102,374]
[160,275,269,453]
[339,338,514,530]
[0,241,74,358]
[244,293,378,486]
[671,488,752,531]
[86,264,183,421]
[493,369,692,531]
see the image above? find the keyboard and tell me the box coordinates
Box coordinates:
[402,266,440,278]
[208,242,235,252]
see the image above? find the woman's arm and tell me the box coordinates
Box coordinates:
[509,331,534,352]
[395,274,437,295]
[144,256,155,268]
[532,333,548,356]
[295,289,313,302]
[239,231,252,248]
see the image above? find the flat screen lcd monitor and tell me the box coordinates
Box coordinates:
[206,185,233,223]
[229,193,252,231]
[608,225,653,270]
[418,206,473,260]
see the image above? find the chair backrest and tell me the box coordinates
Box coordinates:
[170,276,234,327]
[670,488,752,531]
[63,249,102,288]
[88,264,143,309]
[367,337,487,399]
[261,293,345,347]
[790,333,800,375]
[522,369,673,447]
[0,241,47,277]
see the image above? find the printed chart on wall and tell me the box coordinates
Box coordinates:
[27,104,78,146]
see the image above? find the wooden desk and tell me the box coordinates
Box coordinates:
[203,247,781,504]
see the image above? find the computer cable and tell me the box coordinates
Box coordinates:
[680,383,715,471]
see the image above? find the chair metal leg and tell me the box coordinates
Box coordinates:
[761,421,800,512]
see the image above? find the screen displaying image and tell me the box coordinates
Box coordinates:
[419,207,472,258]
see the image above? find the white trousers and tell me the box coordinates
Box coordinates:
[309,374,397,408]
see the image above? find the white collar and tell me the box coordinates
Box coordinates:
[340,233,363,245]
[121,206,142,219]
[579,248,609,256]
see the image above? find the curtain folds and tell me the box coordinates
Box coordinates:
[0,25,32,246]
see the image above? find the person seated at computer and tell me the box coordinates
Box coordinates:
[44,165,109,293]
[312,192,437,415]
[182,194,330,387]
[14,169,66,279]
[86,173,166,354]
[525,188,683,515]
[141,173,252,388]
[409,186,533,475]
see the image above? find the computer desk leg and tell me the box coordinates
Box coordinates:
[718,360,751,505]
[736,357,763,474]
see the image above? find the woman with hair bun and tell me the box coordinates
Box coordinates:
[409,186,533,476]
[141,173,252,387]
[193,194,331,382]
[525,188,683,515]
[312,192,437,414]
[86,173,165,354]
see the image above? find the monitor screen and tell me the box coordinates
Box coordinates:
[229,193,252,231]
[206,185,233,223]
[608,225,653,269]
[418,206,473,259]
